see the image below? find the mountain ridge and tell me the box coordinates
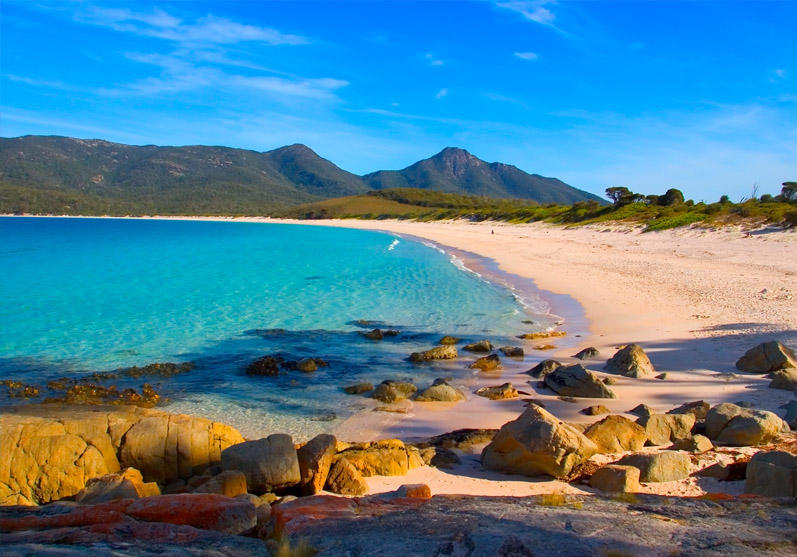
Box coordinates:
[0,135,603,215]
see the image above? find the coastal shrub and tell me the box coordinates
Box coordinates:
[644,212,706,231]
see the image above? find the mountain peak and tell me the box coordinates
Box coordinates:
[270,143,317,157]
[434,147,477,161]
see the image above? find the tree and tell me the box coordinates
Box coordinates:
[782,182,797,201]
[605,187,635,206]
[659,188,685,206]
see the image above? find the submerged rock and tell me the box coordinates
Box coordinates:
[544,364,617,399]
[604,344,655,378]
[438,335,461,345]
[499,346,524,358]
[120,362,195,378]
[517,331,566,340]
[246,355,283,376]
[343,382,374,395]
[736,341,797,373]
[481,405,598,479]
[409,345,458,362]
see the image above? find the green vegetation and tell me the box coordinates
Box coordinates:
[279,186,797,231]
[0,136,598,215]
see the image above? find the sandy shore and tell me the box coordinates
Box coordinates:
[6,214,796,497]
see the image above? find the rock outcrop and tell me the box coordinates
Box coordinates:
[481,406,598,479]
[333,440,423,477]
[573,347,600,360]
[736,341,797,373]
[637,414,696,446]
[463,340,493,352]
[526,359,562,378]
[604,344,655,378]
[544,364,616,399]
[469,354,502,371]
[219,434,300,494]
[409,345,458,362]
[705,403,784,446]
[589,465,640,493]
[583,415,647,453]
[415,381,466,402]
[325,458,368,496]
[769,368,797,391]
[75,467,160,504]
[474,383,518,400]
[372,381,417,403]
[297,434,337,496]
[0,405,244,505]
[744,450,797,497]
[499,346,524,358]
[617,452,691,483]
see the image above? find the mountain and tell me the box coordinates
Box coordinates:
[263,144,370,199]
[364,147,603,205]
[0,136,602,215]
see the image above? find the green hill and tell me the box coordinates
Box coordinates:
[364,147,603,205]
[0,136,601,215]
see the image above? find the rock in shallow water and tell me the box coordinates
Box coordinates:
[409,345,458,362]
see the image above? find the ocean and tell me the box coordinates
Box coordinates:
[0,217,559,439]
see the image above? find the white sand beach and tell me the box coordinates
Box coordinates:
[8,215,797,497]
[284,218,797,496]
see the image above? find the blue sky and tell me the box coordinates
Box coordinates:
[1,1,795,201]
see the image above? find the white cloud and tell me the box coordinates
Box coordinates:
[773,69,787,79]
[435,88,449,99]
[80,7,308,46]
[496,1,557,27]
[107,52,348,100]
[514,51,539,61]
[425,52,445,66]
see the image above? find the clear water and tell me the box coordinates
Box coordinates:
[0,217,554,439]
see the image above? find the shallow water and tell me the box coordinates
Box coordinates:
[0,217,558,439]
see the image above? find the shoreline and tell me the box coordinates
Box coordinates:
[3,214,796,498]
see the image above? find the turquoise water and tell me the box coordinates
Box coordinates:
[0,217,554,439]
